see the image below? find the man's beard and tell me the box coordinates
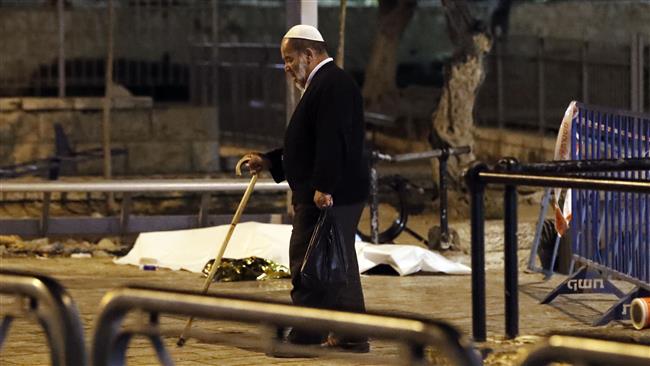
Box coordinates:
[293,58,309,92]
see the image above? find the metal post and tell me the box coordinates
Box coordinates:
[465,162,488,342]
[499,158,519,339]
[57,0,66,97]
[581,41,588,104]
[211,0,221,171]
[120,193,131,235]
[537,37,545,134]
[198,193,211,227]
[285,1,318,215]
[496,40,504,128]
[102,0,115,183]
[438,148,450,249]
[370,164,379,244]
[637,34,645,113]
[285,2,300,215]
[631,34,639,112]
[504,185,519,338]
[40,193,51,236]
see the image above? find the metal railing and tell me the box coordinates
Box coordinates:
[0,179,289,236]
[91,285,482,366]
[515,158,650,326]
[523,103,650,325]
[525,158,650,277]
[521,335,650,366]
[0,269,86,366]
[569,103,649,282]
[464,158,650,341]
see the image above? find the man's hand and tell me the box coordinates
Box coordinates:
[243,152,270,174]
[314,190,333,209]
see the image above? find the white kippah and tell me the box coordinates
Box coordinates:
[283,24,325,42]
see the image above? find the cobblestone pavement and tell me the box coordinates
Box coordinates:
[1,255,646,365]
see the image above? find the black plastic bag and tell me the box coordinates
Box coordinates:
[300,208,348,290]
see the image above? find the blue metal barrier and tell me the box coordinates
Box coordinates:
[542,102,650,325]
[465,161,650,341]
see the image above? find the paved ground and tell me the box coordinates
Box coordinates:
[1,181,647,365]
[1,254,646,365]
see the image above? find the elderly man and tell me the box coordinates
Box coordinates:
[245,24,370,353]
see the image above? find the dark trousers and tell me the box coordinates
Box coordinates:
[288,202,366,343]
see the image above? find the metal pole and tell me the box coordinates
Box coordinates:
[120,193,131,235]
[466,162,487,341]
[102,0,115,182]
[504,186,518,339]
[581,41,588,104]
[438,148,450,249]
[537,37,545,134]
[40,193,51,237]
[370,164,379,244]
[57,0,66,97]
[631,33,639,112]
[284,1,318,215]
[496,39,504,128]
[638,34,645,113]
[500,158,519,339]
[479,172,650,194]
[211,0,221,171]
[510,157,650,174]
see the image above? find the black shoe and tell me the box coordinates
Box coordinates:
[265,328,325,358]
[321,336,370,353]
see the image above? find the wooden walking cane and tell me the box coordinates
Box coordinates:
[177,156,258,346]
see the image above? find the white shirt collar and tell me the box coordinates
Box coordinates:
[305,57,333,90]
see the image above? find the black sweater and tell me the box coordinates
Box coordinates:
[265,61,370,205]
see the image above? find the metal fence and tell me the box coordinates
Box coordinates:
[539,103,650,326]
[0,1,216,101]
[477,35,649,134]
[0,0,285,148]
[465,158,650,341]
[215,43,286,147]
[0,179,289,237]
[571,103,649,284]
[2,2,647,146]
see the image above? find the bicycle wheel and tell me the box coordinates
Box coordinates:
[356,175,409,243]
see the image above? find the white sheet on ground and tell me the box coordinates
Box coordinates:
[114,222,470,276]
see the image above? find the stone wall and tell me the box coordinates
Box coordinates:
[374,125,555,165]
[510,1,650,44]
[474,127,556,164]
[0,98,219,175]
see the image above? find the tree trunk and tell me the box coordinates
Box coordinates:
[430,0,492,185]
[362,0,416,113]
[336,0,347,68]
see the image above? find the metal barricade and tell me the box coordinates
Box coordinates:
[539,103,650,325]
[0,269,86,366]
[91,285,482,366]
[464,159,650,341]
[0,179,289,237]
[521,335,650,366]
